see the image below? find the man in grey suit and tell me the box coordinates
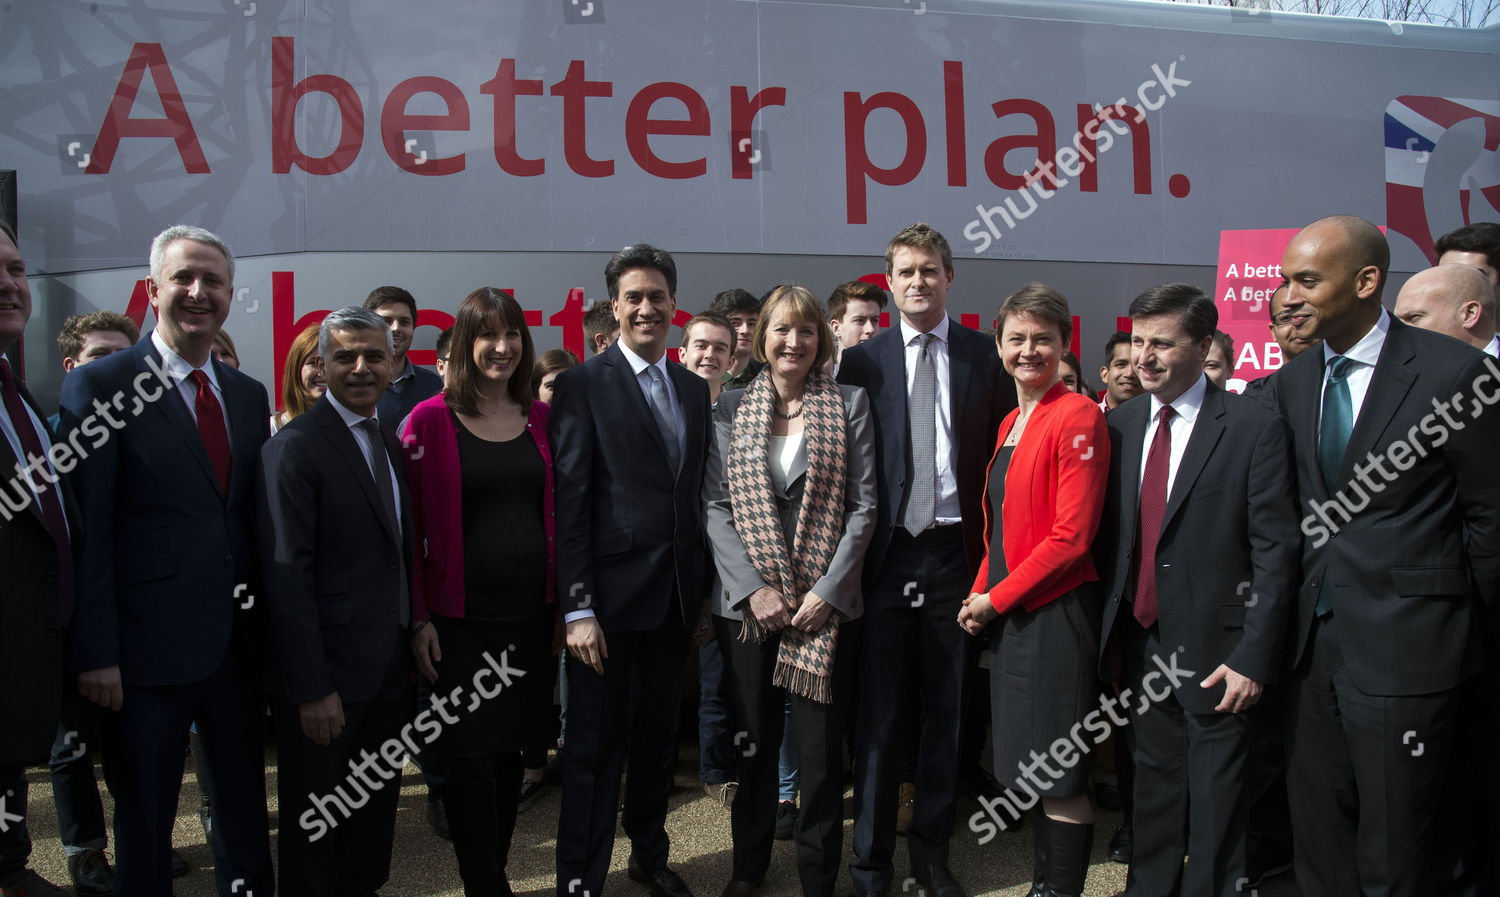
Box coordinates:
[1095,283,1300,897]
[1269,216,1500,897]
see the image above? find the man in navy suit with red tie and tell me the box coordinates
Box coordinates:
[0,218,81,897]
[61,225,274,897]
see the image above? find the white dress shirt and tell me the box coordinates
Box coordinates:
[617,340,686,460]
[1139,373,1207,497]
[899,316,960,524]
[1319,308,1390,430]
[151,329,232,440]
[1485,335,1499,359]
[0,372,65,529]
[325,391,402,537]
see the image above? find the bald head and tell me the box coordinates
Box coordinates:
[1394,263,1497,350]
[1280,215,1390,353]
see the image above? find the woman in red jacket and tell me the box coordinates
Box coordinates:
[403,287,557,897]
[957,283,1109,897]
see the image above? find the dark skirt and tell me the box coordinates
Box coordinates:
[989,581,1103,798]
[429,612,553,759]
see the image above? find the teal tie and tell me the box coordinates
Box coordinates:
[1314,355,1356,616]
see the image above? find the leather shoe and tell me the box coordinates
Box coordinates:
[0,868,70,897]
[910,863,968,897]
[850,892,889,897]
[1108,822,1132,864]
[719,879,760,897]
[67,849,113,897]
[627,857,694,897]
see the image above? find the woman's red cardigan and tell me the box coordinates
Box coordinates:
[969,380,1110,615]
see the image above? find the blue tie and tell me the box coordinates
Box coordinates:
[1315,355,1356,616]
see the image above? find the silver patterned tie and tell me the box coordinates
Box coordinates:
[904,332,937,536]
[647,364,682,473]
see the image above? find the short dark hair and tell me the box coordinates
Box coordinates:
[605,244,677,300]
[445,288,535,415]
[1434,222,1500,273]
[582,299,618,354]
[1103,331,1133,365]
[995,283,1072,346]
[532,348,579,399]
[885,222,954,276]
[1211,329,1235,362]
[364,285,418,321]
[708,288,761,318]
[0,218,16,247]
[57,311,140,360]
[681,312,734,349]
[434,327,453,362]
[826,280,888,322]
[1127,283,1218,343]
[1061,351,1091,394]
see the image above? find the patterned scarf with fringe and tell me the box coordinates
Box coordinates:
[728,367,847,702]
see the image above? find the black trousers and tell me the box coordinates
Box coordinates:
[715,615,859,897]
[1285,613,1459,897]
[274,636,414,897]
[850,526,976,893]
[49,679,107,853]
[1122,618,1251,897]
[0,763,31,884]
[556,609,690,897]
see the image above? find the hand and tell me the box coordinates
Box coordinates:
[78,666,124,711]
[413,622,442,684]
[790,590,834,632]
[567,617,608,675]
[956,592,998,635]
[1202,664,1263,713]
[692,601,715,647]
[299,692,345,745]
[747,586,791,634]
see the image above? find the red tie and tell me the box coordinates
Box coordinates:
[0,358,75,623]
[1133,405,1175,629]
[190,370,232,495]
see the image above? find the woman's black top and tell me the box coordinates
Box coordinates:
[986,446,1015,591]
[455,412,546,622]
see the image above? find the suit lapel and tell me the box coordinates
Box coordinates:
[0,396,46,529]
[878,330,910,492]
[1340,322,1417,484]
[137,340,222,495]
[946,321,972,471]
[216,359,260,500]
[1162,386,1226,530]
[317,399,400,545]
[1114,399,1148,548]
[667,360,704,472]
[607,345,673,471]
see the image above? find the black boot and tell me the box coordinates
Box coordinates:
[1043,819,1094,897]
[1027,807,1049,897]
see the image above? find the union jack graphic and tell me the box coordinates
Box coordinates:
[1384,96,1500,262]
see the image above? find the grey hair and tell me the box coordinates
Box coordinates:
[319,306,394,358]
[149,225,235,285]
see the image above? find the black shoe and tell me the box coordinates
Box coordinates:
[66,850,113,897]
[517,777,546,813]
[170,849,191,879]
[627,857,694,897]
[1108,822,1131,864]
[773,801,797,840]
[0,869,70,897]
[427,797,452,840]
[1244,854,1293,888]
[910,863,968,897]
[1095,781,1122,811]
[851,892,889,897]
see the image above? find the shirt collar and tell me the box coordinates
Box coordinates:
[900,315,950,348]
[1322,307,1389,371]
[324,391,377,428]
[1486,335,1499,359]
[617,339,670,379]
[1150,372,1208,425]
[151,329,221,392]
[390,356,414,383]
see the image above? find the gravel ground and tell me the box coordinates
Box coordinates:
[17,746,1302,897]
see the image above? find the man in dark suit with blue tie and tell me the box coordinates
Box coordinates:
[60,225,274,897]
[0,218,80,897]
[838,223,1014,897]
[1095,283,1300,897]
[551,244,711,897]
[1268,216,1500,897]
[259,306,417,896]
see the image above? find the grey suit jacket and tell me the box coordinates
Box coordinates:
[704,384,878,622]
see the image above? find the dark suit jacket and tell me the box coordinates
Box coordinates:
[1095,381,1301,714]
[0,378,81,764]
[1266,316,1500,695]
[258,397,416,705]
[836,319,1014,583]
[549,342,711,632]
[60,337,271,686]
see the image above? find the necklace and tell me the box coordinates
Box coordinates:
[770,380,805,420]
[775,405,803,420]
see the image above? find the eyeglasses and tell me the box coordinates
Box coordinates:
[1270,311,1297,326]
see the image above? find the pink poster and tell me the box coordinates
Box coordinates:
[1214,228,1302,390]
